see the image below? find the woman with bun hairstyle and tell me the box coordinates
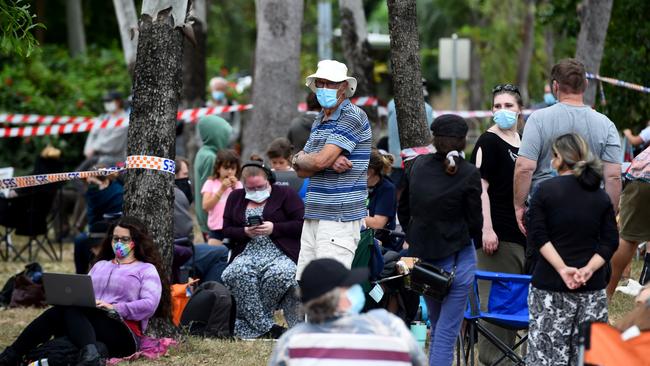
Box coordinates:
[365,148,398,250]
[526,133,618,365]
[398,114,482,366]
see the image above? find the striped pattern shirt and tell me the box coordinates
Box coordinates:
[268,309,427,365]
[303,99,371,222]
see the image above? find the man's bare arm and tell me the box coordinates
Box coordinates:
[293,144,345,177]
[513,156,537,235]
[602,161,622,212]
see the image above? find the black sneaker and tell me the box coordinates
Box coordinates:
[76,344,104,366]
[258,324,287,340]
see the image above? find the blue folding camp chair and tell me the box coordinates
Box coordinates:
[456,270,531,366]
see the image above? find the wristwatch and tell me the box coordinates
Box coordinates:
[291,154,299,168]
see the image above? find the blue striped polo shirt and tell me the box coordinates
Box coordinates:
[303,99,371,222]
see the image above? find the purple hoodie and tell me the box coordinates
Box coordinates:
[89,260,162,332]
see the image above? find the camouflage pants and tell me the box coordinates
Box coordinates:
[526,286,607,366]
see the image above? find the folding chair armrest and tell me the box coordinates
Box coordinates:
[475,270,532,283]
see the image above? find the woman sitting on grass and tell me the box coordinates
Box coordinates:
[221,161,304,339]
[0,216,168,366]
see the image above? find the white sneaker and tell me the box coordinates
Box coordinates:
[616,279,643,296]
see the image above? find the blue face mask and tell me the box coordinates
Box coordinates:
[543,92,556,105]
[345,284,366,314]
[316,87,339,108]
[492,109,518,130]
[211,91,225,101]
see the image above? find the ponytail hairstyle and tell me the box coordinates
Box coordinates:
[552,133,603,190]
[368,148,394,177]
[433,136,466,175]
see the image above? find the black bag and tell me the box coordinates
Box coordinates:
[640,251,650,286]
[180,281,235,338]
[24,337,108,366]
[0,262,45,308]
[407,252,459,302]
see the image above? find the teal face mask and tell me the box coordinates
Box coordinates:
[316,88,339,108]
[492,109,518,130]
[543,92,556,105]
[345,284,366,314]
[211,91,225,101]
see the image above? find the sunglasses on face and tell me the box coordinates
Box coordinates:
[315,80,343,88]
[111,235,132,243]
[492,84,521,96]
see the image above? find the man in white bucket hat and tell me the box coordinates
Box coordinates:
[292,60,372,278]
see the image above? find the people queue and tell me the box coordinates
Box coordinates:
[2,57,650,366]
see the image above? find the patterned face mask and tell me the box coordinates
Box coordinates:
[112,241,134,259]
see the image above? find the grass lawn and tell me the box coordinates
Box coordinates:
[0,241,642,365]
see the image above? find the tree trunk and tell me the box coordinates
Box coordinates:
[339,0,374,97]
[180,0,207,163]
[113,0,139,74]
[65,0,86,56]
[575,0,613,106]
[544,26,556,73]
[124,1,187,337]
[387,0,429,150]
[243,0,303,159]
[468,42,483,110]
[515,0,535,105]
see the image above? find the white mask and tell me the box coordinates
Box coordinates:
[104,101,118,113]
[245,189,270,203]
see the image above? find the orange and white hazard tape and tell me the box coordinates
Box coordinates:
[0,156,174,190]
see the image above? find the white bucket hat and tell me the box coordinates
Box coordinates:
[305,60,358,98]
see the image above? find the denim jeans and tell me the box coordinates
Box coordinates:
[424,244,477,366]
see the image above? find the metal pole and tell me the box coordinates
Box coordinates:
[451,33,458,110]
[317,0,333,60]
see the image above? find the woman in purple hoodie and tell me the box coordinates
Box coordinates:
[0,216,167,366]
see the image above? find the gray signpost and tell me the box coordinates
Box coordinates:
[439,34,470,110]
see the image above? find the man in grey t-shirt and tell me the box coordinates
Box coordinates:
[514,59,622,235]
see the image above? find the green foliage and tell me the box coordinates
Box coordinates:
[0,0,45,57]
[206,1,257,76]
[0,45,131,175]
[598,0,650,129]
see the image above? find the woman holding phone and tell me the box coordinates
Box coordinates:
[221,161,305,339]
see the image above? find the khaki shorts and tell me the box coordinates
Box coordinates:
[619,180,650,243]
[295,219,362,280]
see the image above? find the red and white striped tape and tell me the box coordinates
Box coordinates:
[0,104,253,126]
[1,118,129,138]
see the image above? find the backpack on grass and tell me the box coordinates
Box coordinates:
[179,281,235,338]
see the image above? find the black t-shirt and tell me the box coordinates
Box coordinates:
[470,132,526,245]
[527,175,619,292]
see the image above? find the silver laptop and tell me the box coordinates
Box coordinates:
[42,273,96,307]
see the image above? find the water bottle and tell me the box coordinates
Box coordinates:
[27,359,49,366]
[410,321,427,352]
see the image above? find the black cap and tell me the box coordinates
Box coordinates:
[300,258,369,303]
[430,114,468,137]
[102,90,123,102]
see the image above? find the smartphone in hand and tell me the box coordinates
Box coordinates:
[246,215,263,227]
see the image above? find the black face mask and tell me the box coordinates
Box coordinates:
[175,178,193,204]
